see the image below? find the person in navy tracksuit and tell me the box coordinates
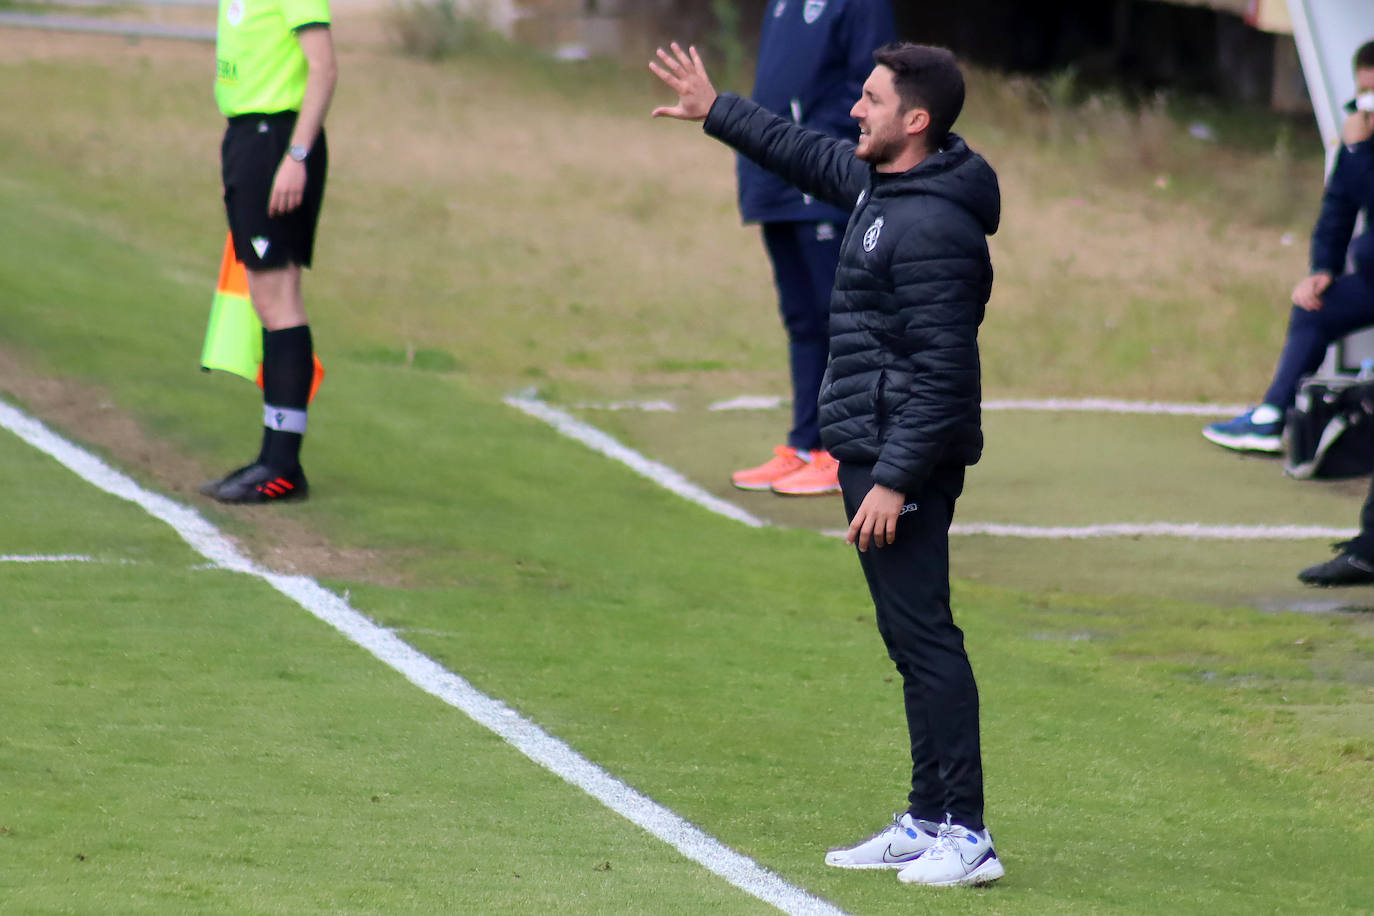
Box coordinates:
[729,0,897,497]
[1297,42,1374,587]
[1203,40,1374,456]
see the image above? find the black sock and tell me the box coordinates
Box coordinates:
[257,325,313,471]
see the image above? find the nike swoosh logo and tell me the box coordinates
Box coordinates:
[881,843,924,863]
[963,847,998,869]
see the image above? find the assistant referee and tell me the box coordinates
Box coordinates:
[201,0,337,504]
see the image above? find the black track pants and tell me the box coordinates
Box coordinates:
[838,461,985,831]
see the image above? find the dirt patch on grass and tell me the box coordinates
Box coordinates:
[0,347,412,587]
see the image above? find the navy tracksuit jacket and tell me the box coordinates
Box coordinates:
[1264,139,1374,411]
[737,0,897,225]
[739,0,896,450]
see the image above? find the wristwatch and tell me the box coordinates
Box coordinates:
[287,144,309,162]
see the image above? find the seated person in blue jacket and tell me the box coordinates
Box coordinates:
[1204,40,1374,454]
[728,0,896,497]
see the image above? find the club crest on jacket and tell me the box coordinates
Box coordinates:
[804,0,826,23]
[863,216,884,252]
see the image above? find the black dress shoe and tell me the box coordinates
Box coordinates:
[1298,551,1374,587]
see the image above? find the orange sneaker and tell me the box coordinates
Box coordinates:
[731,445,808,491]
[771,449,840,496]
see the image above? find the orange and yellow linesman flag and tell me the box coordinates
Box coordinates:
[201,233,324,402]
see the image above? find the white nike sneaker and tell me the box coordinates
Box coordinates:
[896,819,1005,887]
[824,812,941,869]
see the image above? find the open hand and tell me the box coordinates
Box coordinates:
[649,43,717,121]
[1292,271,1332,311]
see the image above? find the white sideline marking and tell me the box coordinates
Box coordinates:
[0,398,843,916]
[701,396,1248,416]
[983,398,1246,417]
[709,395,788,411]
[583,395,1249,417]
[505,395,768,529]
[1,553,94,563]
[573,399,678,412]
[513,395,1350,542]
[952,522,1356,540]
[821,524,1357,541]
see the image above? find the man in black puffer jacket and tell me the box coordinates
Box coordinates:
[652,42,1003,887]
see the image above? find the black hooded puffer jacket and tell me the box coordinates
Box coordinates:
[704,92,1000,495]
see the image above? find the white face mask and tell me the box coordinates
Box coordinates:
[1356,91,1374,113]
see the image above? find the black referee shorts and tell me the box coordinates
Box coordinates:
[221,111,328,271]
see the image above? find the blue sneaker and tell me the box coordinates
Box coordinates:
[1202,408,1283,453]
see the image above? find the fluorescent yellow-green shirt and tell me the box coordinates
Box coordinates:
[215,0,331,117]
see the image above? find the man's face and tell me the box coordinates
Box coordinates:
[851,66,915,166]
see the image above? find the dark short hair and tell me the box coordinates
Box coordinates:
[1356,40,1374,72]
[872,42,965,151]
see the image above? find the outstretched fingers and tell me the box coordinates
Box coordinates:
[670,42,698,73]
[649,42,715,120]
[648,60,677,90]
[658,44,688,77]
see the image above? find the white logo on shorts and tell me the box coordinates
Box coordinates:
[803,0,826,23]
[227,0,244,26]
[816,222,835,242]
[862,216,884,252]
[251,236,270,259]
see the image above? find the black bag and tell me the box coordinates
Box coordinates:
[1284,376,1374,479]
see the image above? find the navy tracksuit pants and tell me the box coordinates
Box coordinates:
[1264,270,1374,410]
[838,461,985,831]
[762,221,842,451]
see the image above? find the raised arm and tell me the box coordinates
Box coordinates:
[650,43,867,211]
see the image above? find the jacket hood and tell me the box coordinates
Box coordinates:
[878,133,1001,236]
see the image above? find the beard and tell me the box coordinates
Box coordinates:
[855,127,904,166]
